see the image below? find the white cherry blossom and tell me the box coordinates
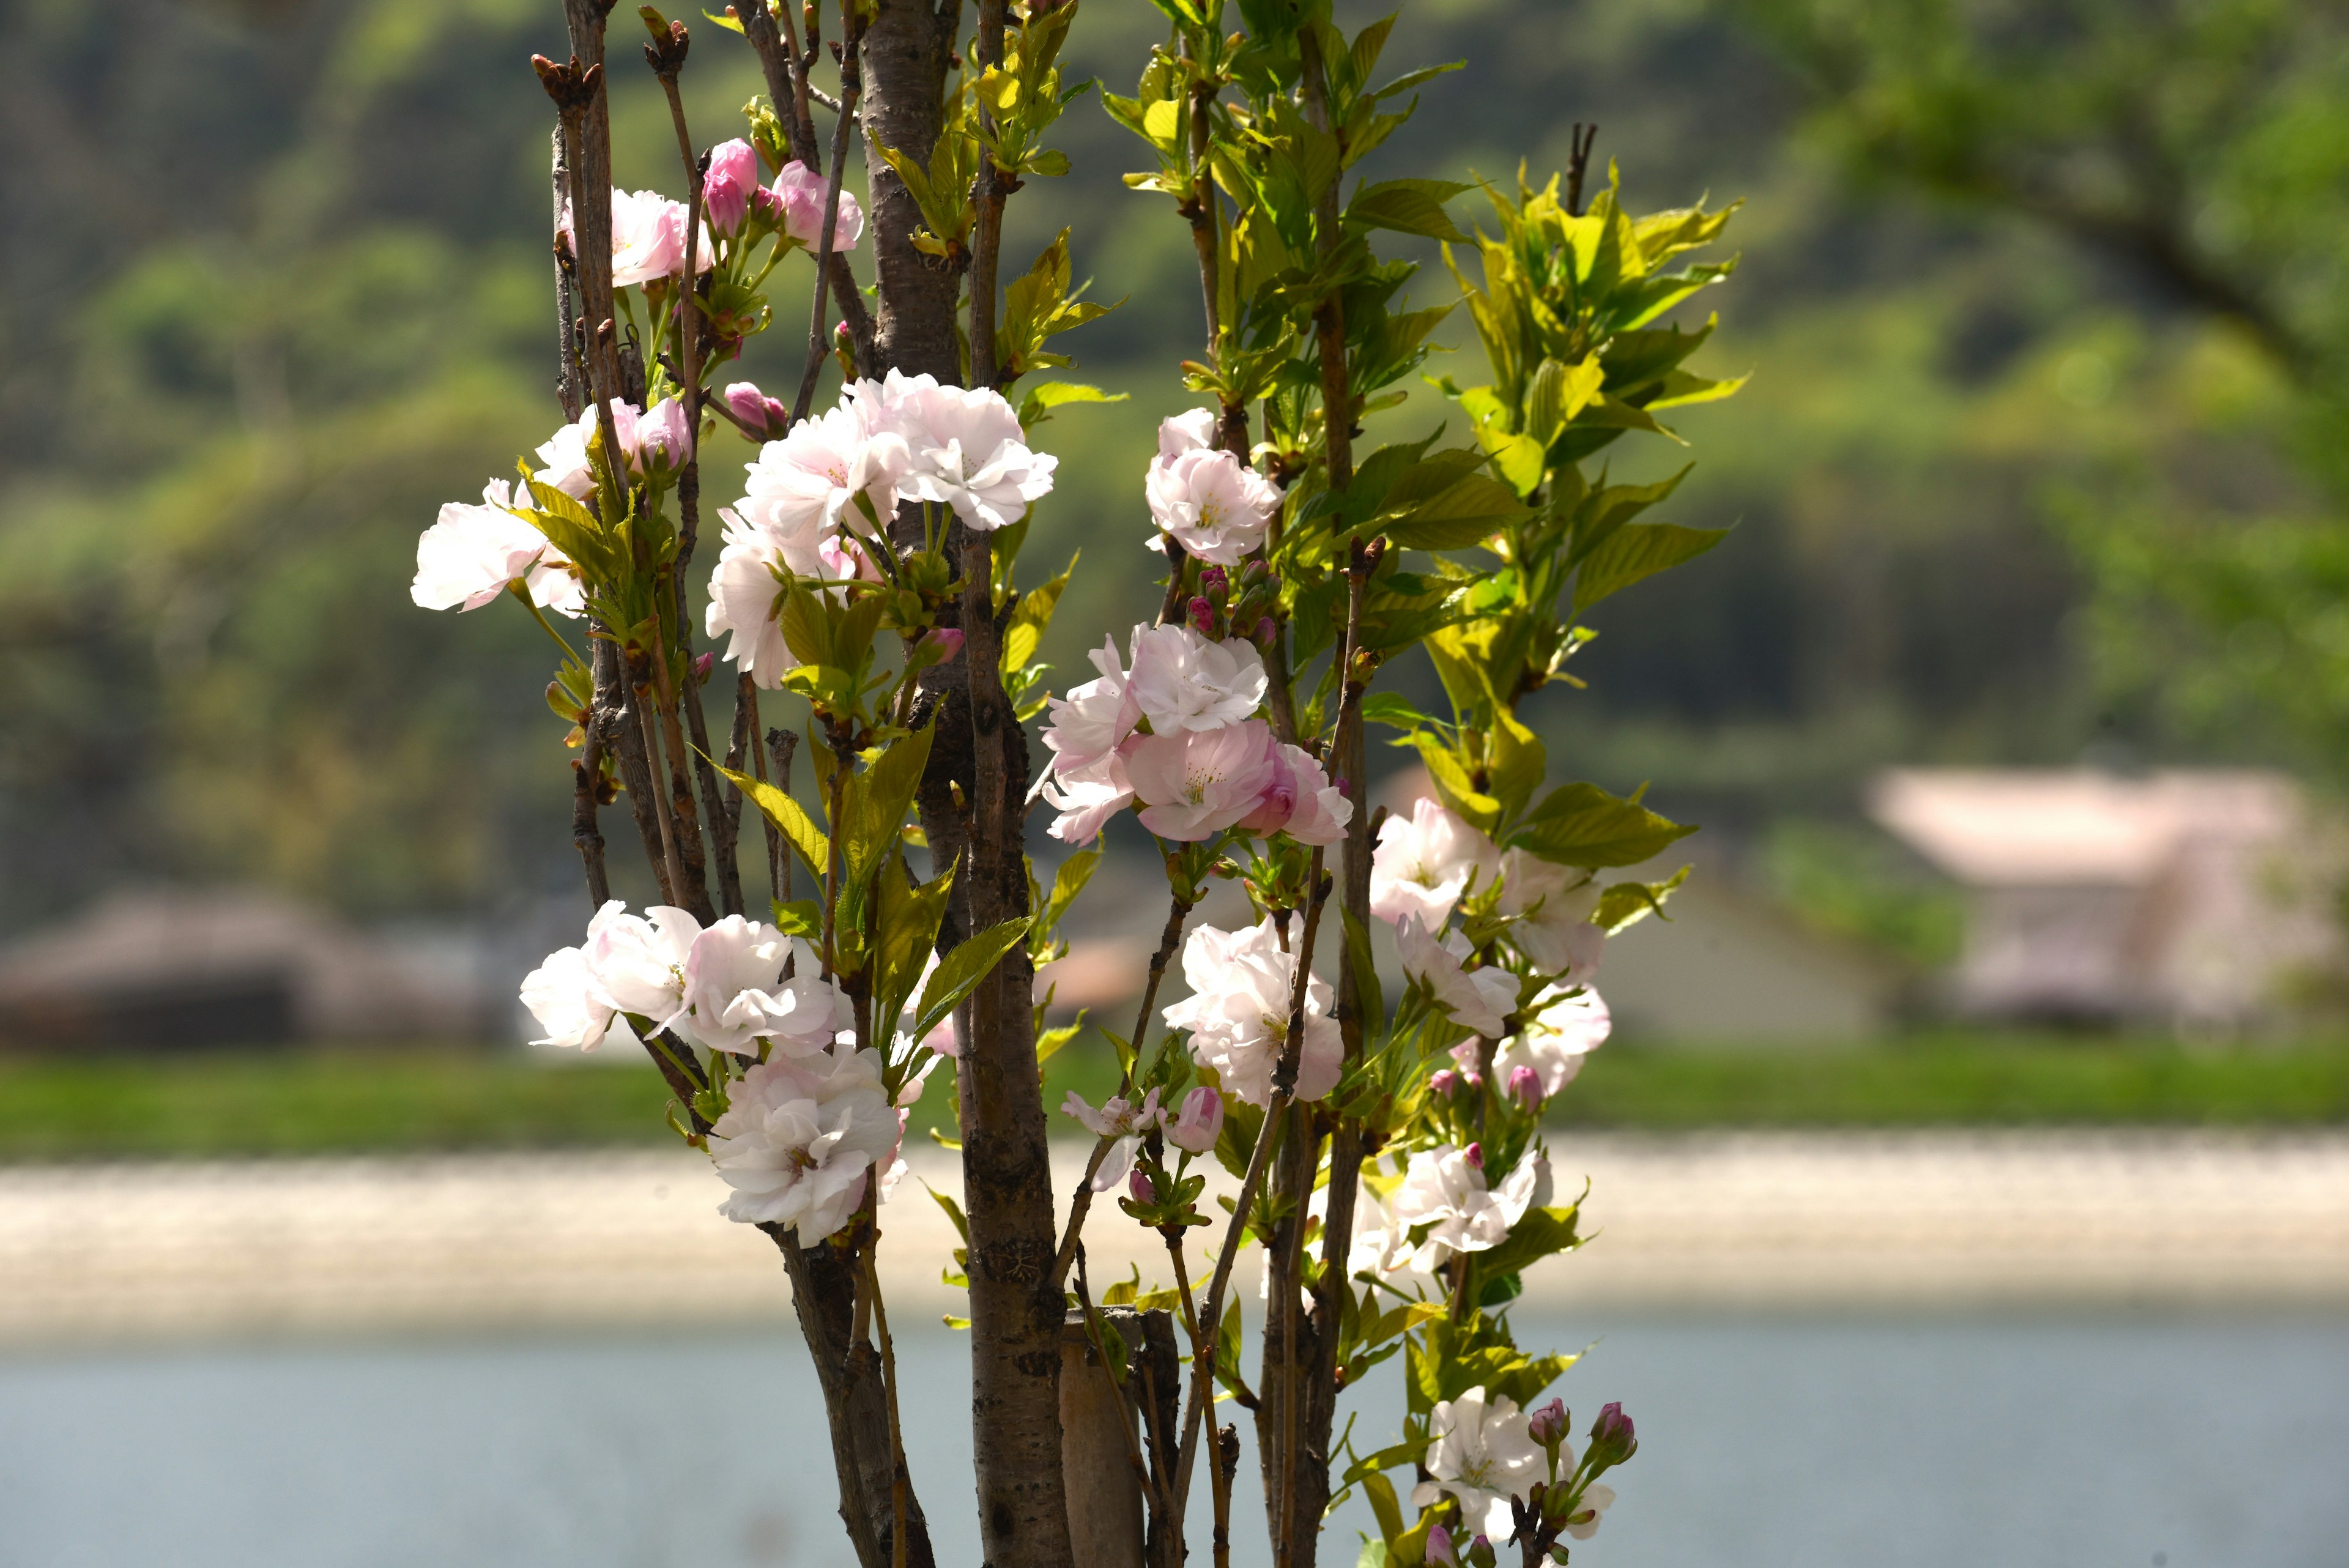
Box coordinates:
[705,1046,900,1238]
[1392,1143,1549,1273]
[533,399,642,499]
[1369,797,1501,929]
[1161,917,1343,1107]
[735,398,910,552]
[1125,623,1268,734]
[1493,985,1611,1098]
[1410,1387,1545,1539]
[1396,916,1521,1039]
[1060,1088,1163,1191]
[412,480,568,614]
[882,373,1055,530]
[1497,849,1604,981]
[1157,406,1219,458]
[519,899,636,1049]
[583,904,702,1029]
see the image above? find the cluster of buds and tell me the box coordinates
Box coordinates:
[1424,1525,1497,1568]
[1500,1399,1638,1563]
[1184,559,1279,646]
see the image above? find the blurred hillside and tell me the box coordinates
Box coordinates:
[2,0,2342,937]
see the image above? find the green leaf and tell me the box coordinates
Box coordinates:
[1359,692,1436,732]
[1040,847,1101,942]
[1472,1203,1581,1280]
[1346,178,1470,242]
[1486,705,1546,822]
[1593,864,1690,933]
[1017,380,1127,429]
[914,916,1034,1039]
[770,897,822,940]
[842,717,935,894]
[1003,554,1078,675]
[921,1180,972,1246]
[1572,521,1729,614]
[1036,1010,1087,1066]
[718,763,829,877]
[1512,781,1695,868]
[1412,733,1501,833]
[872,857,958,1035]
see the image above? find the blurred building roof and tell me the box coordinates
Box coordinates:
[1867,769,2339,1028]
[0,888,501,1049]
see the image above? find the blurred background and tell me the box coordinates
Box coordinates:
[2,1,2347,1566]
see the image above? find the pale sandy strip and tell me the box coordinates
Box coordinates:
[2,1132,2344,1343]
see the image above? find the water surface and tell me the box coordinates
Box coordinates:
[2,1313,2341,1567]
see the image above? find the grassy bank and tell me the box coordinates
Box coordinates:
[2,1032,2345,1162]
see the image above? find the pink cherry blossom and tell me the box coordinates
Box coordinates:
[1039,753,1135,844]
[533,399,644,499]
[1041,636,1141,778]
[771,159,866,250]
[705,1046,899,1238]
[1236,742,1353,846]
[1123,719,1279,840]
[880,371,1055,530]
[1146,444,1282,565]
[1160,917,1343,1107]
[1124,623,1267,734]
[1497,848,1605,982]
[1060,1088,1163,1190]
[1165,1085,1225,1153]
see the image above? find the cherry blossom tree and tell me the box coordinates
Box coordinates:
[413,2,1741,1564]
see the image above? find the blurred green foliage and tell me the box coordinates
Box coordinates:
[6,1030,2342,1160]
[5,0,2348,938]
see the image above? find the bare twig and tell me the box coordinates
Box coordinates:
[768,726,799,905]
[1565,122,1598,218]
[793,4,869,422]
[551,128,585,422]
[967,0,1010,387]
[1052,886,1196,1288]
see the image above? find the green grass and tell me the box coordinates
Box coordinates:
[2,1031,2345,1162]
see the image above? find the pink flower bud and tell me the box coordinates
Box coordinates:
[1166,1086,1224,1153]
[1428,1068,1460,1097]
[1449,1040,1484,1087]
[1252,616,1277,647]
[1527,1396,1567,1447]
[1508,1063,1543,1113]
[704,138,758,234]
[1200,565,1229,600]
[722,382,789,440]
[1463,1141,1483,1170]
[1129,1167,1156,1206]
[635,396,691,474]
[1425,1525,1457,1567]
[1187,596,1216,635]
[692,652,716,685]
[922,627,966,664]
[1589,1400,1637,1463]
[1466,1535,1495,1568]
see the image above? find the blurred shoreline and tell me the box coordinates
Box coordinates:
[6,1131,2344,1346]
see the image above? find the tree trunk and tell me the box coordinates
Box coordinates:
[859,0,963,382]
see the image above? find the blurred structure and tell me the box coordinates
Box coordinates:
[0,888,503,1050]
[1869,770,2342,1030]
[1599,871,1904,1042]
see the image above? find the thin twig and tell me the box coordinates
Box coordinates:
[793,4,868,421]
[1052,887,1196,1287]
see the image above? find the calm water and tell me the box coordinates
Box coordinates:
[2,1314,2343,1568]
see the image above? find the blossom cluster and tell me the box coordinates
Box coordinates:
[1035,623,1349,847]
[518,901,914,1243]
[707,370,1056,686]
[560,139,865,289]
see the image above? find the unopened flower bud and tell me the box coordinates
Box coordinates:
[1129,1167,1156,1206]
[1508,1063,1543,1113]
[703,138,759,234]
[1424,1524,1457,1567]
[692,651,716,685]
[1449,1040,1484,1086]
[1167,1086,1223,1152]
[1463,1141,1483,1169]
[1187,596,1216,635]
[1466,1534,1496,1568]
[722,381,790,439]
[1200,565,1229,600]
[1589,1400,1637,1464]
[1428,1068,1460,1097]
[1252,615,1277,647]
[921,627,966,664]
[636,396,691,473]
[1527,1396,1567,1447]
